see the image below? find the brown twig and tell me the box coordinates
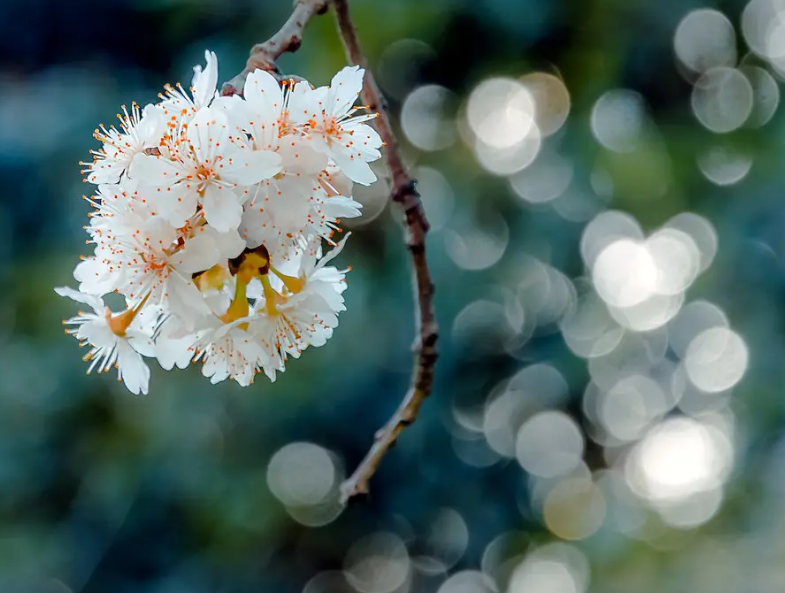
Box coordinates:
[220,0,438,504]
[331,0,438,504]
[221,0,329,96]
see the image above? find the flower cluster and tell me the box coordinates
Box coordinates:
[57,51,381,394]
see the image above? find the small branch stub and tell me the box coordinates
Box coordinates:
[221,0,329,96]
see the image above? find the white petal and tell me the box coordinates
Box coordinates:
[132,304,162,334]
[332,152,377,185]
[139,105,166,146]
[75,317,116,348]
[73,258,118,296]
[244,69,285,123]
[188,107,228,164]
[142,216,177,249]
[287,81,322,124]
[167,272,212,328]
[193,50,219,108]
[323,196,362,219]
[278,140,327,174]
[128,153,186,186]
[213,94,250,132]
[329,66,364,117]
[127,331,156,357]
[116,342,150,395]
[55,286,105,314]
[202,226,245,260]
[239,205,270,249]
[260,361,280,382]
[87,163,122,185]
[320,165,354,197]
[202,351,229,384]
[347,122,383,155]
[157,186,199,228]
[221,149,282,186]
[205,290,231,316]
[173,233,220,274]
[155,325,195,370]
[202,183,244,232]
[316,233,351,269]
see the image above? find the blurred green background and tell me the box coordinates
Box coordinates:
[1,0,783,591]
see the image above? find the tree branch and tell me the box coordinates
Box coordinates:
[219,0,438,504]
[331,0,439,504]
[221,0,329,96]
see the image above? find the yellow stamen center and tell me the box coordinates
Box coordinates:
[220,275,250,325]
[105,294,149,337]
[219,250,272,328]
[195,264,229,292]
[261,275,288,317]
[270,265,305,294]
[237,251,269,284]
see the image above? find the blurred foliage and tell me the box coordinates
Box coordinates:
[2,0,785,592]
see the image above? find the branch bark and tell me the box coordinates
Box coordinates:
[221,0,329,96]
[331,0,438,504]
[219,0,438,504]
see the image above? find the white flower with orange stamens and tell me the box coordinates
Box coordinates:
[188,247,275,385]
[83,216,244,326]
[63,51,380,393]
[56,287,155,395]
[289,66,383,185]
[160,50,220,116]
[249,236,349,371]
[238,147,362,261]
[130,106,282,230]
[81,103,165,185]
[192,316,273,386]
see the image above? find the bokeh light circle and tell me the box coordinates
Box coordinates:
[684,327,749,392]
[592,239,658,308]
[401,84,457,151]
[521,72,571,137]
[267,442,336,506]
[344,532,411,593]
[515,411,585,478]
[674,9,737,74]
[626,416,733,504]
[467,78,536,149]
[691,67,753,133]
[543,478,607,540]
[591,90,646,153]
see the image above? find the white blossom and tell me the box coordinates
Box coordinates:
[249,236,349,370]
[289,66,383,185]
[129,106,282,230]
[160,50,220,115]
[58,51,380,393]
[192,316,273,386]
[82,103,165,185]
[56,287,154,395]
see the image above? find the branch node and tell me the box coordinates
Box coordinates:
[220,0,327,97]
[391,178,419,203]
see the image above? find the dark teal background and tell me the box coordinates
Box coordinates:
[0,0,783,591]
